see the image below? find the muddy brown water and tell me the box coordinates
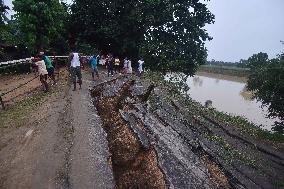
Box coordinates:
[187,72,278,131]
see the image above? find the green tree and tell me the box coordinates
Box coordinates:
[13,0,67,53]
[0,0,10,59]
[0,0,9,25]
[247,52,284,133]
[71,0,214,75]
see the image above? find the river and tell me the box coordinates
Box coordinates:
[187,72,277,131]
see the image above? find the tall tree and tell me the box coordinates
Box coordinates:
[71,0,214,75]
[13,0,67,53]
[0,0,9,25]
[247,52,284,133]
[0,0,10,60]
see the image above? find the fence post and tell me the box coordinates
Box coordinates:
[0,95,4,110]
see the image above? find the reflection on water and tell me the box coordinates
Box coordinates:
[187,74,277,131]
[215,79,220,84]
[193,77,203,87]
[239,85,253,101]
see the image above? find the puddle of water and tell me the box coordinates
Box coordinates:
[186,74,278,131]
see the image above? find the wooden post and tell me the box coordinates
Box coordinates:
[0,96,4,110]
[57,67,60,81]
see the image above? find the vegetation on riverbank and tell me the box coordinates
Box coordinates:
[199,52,284,134]
[144,71,284,144]
[198,65,250,77]
[246,52,284,133]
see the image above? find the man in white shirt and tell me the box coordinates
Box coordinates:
[127,59,132,74]
[69,51,82,91]
[138,58,144,76]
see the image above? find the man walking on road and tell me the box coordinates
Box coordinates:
[69,51,82,91]
[106,53,114,77]
[89,54,99,80]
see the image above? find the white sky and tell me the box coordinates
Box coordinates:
[4,0,284,62]
[205,0,284,62]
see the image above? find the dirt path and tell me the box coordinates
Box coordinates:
[0,70,114,189]
[69,72,113,189]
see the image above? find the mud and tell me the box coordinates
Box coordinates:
[91,75,284,189]
[0,69,67,108]
[92,78,167,189]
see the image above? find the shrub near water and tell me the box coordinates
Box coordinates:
[247,53,284,134]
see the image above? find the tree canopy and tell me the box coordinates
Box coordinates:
[0,0,9,25]
[71,0,214,75]
[13,0,67,53]
[5,0,215,75]
[247,52,284,133]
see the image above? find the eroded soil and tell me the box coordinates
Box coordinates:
[91,74,284,189]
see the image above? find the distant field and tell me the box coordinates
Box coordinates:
[198,65,250,77]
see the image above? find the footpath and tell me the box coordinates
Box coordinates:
[0,70,114,189]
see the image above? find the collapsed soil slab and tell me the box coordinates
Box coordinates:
[91,75,284,189]
[91,78,167,189]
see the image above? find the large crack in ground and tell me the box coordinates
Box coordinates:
[90,76,232,189]
[90,76,284,189]
[91,78,167,189]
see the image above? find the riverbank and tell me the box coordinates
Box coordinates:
[147,71,283,141]
[199,65,250,78]
[187,72,278,130]
[196,71,248,83]
[89,72,284,188]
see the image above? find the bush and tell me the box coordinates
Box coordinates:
[0,63,31,75]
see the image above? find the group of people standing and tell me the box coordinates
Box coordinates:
[33,50,145,92]
[88,53,145,78]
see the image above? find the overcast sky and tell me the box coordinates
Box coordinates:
[205,0,284,62]
[4,0,284,62]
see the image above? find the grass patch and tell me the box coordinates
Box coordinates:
[0,86,62,129]
[199,65,250,77]
[203,107,284,143]
[273,179,284,189]
[207,134,256,167]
